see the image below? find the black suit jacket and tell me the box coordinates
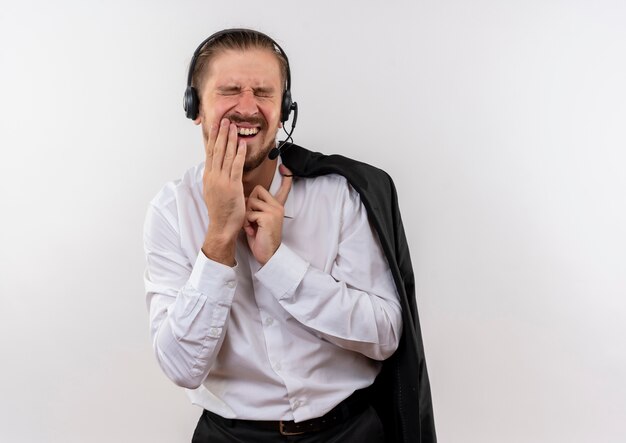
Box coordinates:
[281,144,436,443]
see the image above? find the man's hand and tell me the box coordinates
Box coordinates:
[243,165,293,265]
[202,118,247,266]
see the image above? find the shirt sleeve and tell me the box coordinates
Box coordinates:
[254,184,403,361]
[143,204,237,389]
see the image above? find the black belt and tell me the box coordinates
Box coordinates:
[204,388,370,436]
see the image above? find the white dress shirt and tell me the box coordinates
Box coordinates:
[143,160,402,422]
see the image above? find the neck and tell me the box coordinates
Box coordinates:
[242,158,278,196]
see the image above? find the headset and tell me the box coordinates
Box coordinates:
[183,28,297,125]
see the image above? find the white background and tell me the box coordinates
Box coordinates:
[1,1,625,442]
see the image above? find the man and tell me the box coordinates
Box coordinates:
[144,29,436,442]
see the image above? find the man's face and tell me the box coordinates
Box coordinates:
[195,48,283,172]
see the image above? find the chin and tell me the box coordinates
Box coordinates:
[243,142,275,172]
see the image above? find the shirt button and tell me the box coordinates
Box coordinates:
[292,400,301,409]
[274,362,281,371]
[226,281,236,289]
[264,317,274,326]
[209,327,220,337]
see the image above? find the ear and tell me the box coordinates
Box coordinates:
[193,116,202,126]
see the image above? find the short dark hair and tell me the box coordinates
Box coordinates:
[190,29,289,92]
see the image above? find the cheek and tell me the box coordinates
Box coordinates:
[201,98,234,120]
[208,104,229,120]
[260,104,281,126]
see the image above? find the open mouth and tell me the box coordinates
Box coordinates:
[237,126,260,138]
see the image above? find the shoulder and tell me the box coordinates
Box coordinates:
[282,143,394,192]
[298,171,348,190]
[282,145,397,218]
[146,162,204,227]
[149,163,203,209]
[290,173,369,229]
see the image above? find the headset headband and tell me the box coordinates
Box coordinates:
[186,28,291,94]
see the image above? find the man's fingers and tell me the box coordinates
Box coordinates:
[245,209,265,226]
[211,118,232,171]
[274,165,293,206]
[204,121,219,173]
[206,121,219,156]
[243,224,255,238]
[248,178,291,208]
[222,123,239,173]
[248,185,274,205]
[246,196,274,214]
[231,140,246,181]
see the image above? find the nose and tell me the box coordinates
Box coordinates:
[234,89,259,116]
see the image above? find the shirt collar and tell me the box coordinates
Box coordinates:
[268,158,294,219]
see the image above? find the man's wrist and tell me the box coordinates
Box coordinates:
[202,231,237,266]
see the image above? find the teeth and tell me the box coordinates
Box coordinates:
[237,127,259,136]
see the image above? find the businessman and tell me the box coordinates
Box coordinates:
[144,28,435,442]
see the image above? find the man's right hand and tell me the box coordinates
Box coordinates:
[201,118,247,266]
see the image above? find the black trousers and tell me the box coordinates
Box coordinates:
[191,406,385,443]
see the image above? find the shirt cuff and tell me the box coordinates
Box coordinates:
[255,243,308,300]
[188,250,238,299]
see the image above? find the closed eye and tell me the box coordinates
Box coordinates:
[254,87,275,98]
[217,86,241,96]
[215,86,276,98]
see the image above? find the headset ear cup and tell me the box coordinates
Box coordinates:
[281,90,292,123]
[184,86,199,120]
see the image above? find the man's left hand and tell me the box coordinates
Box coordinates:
[243,165,293,265]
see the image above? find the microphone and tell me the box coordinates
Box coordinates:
[268,102,298,160]
[268,148,281,160]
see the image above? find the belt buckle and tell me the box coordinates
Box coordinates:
[279,421,305,436]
